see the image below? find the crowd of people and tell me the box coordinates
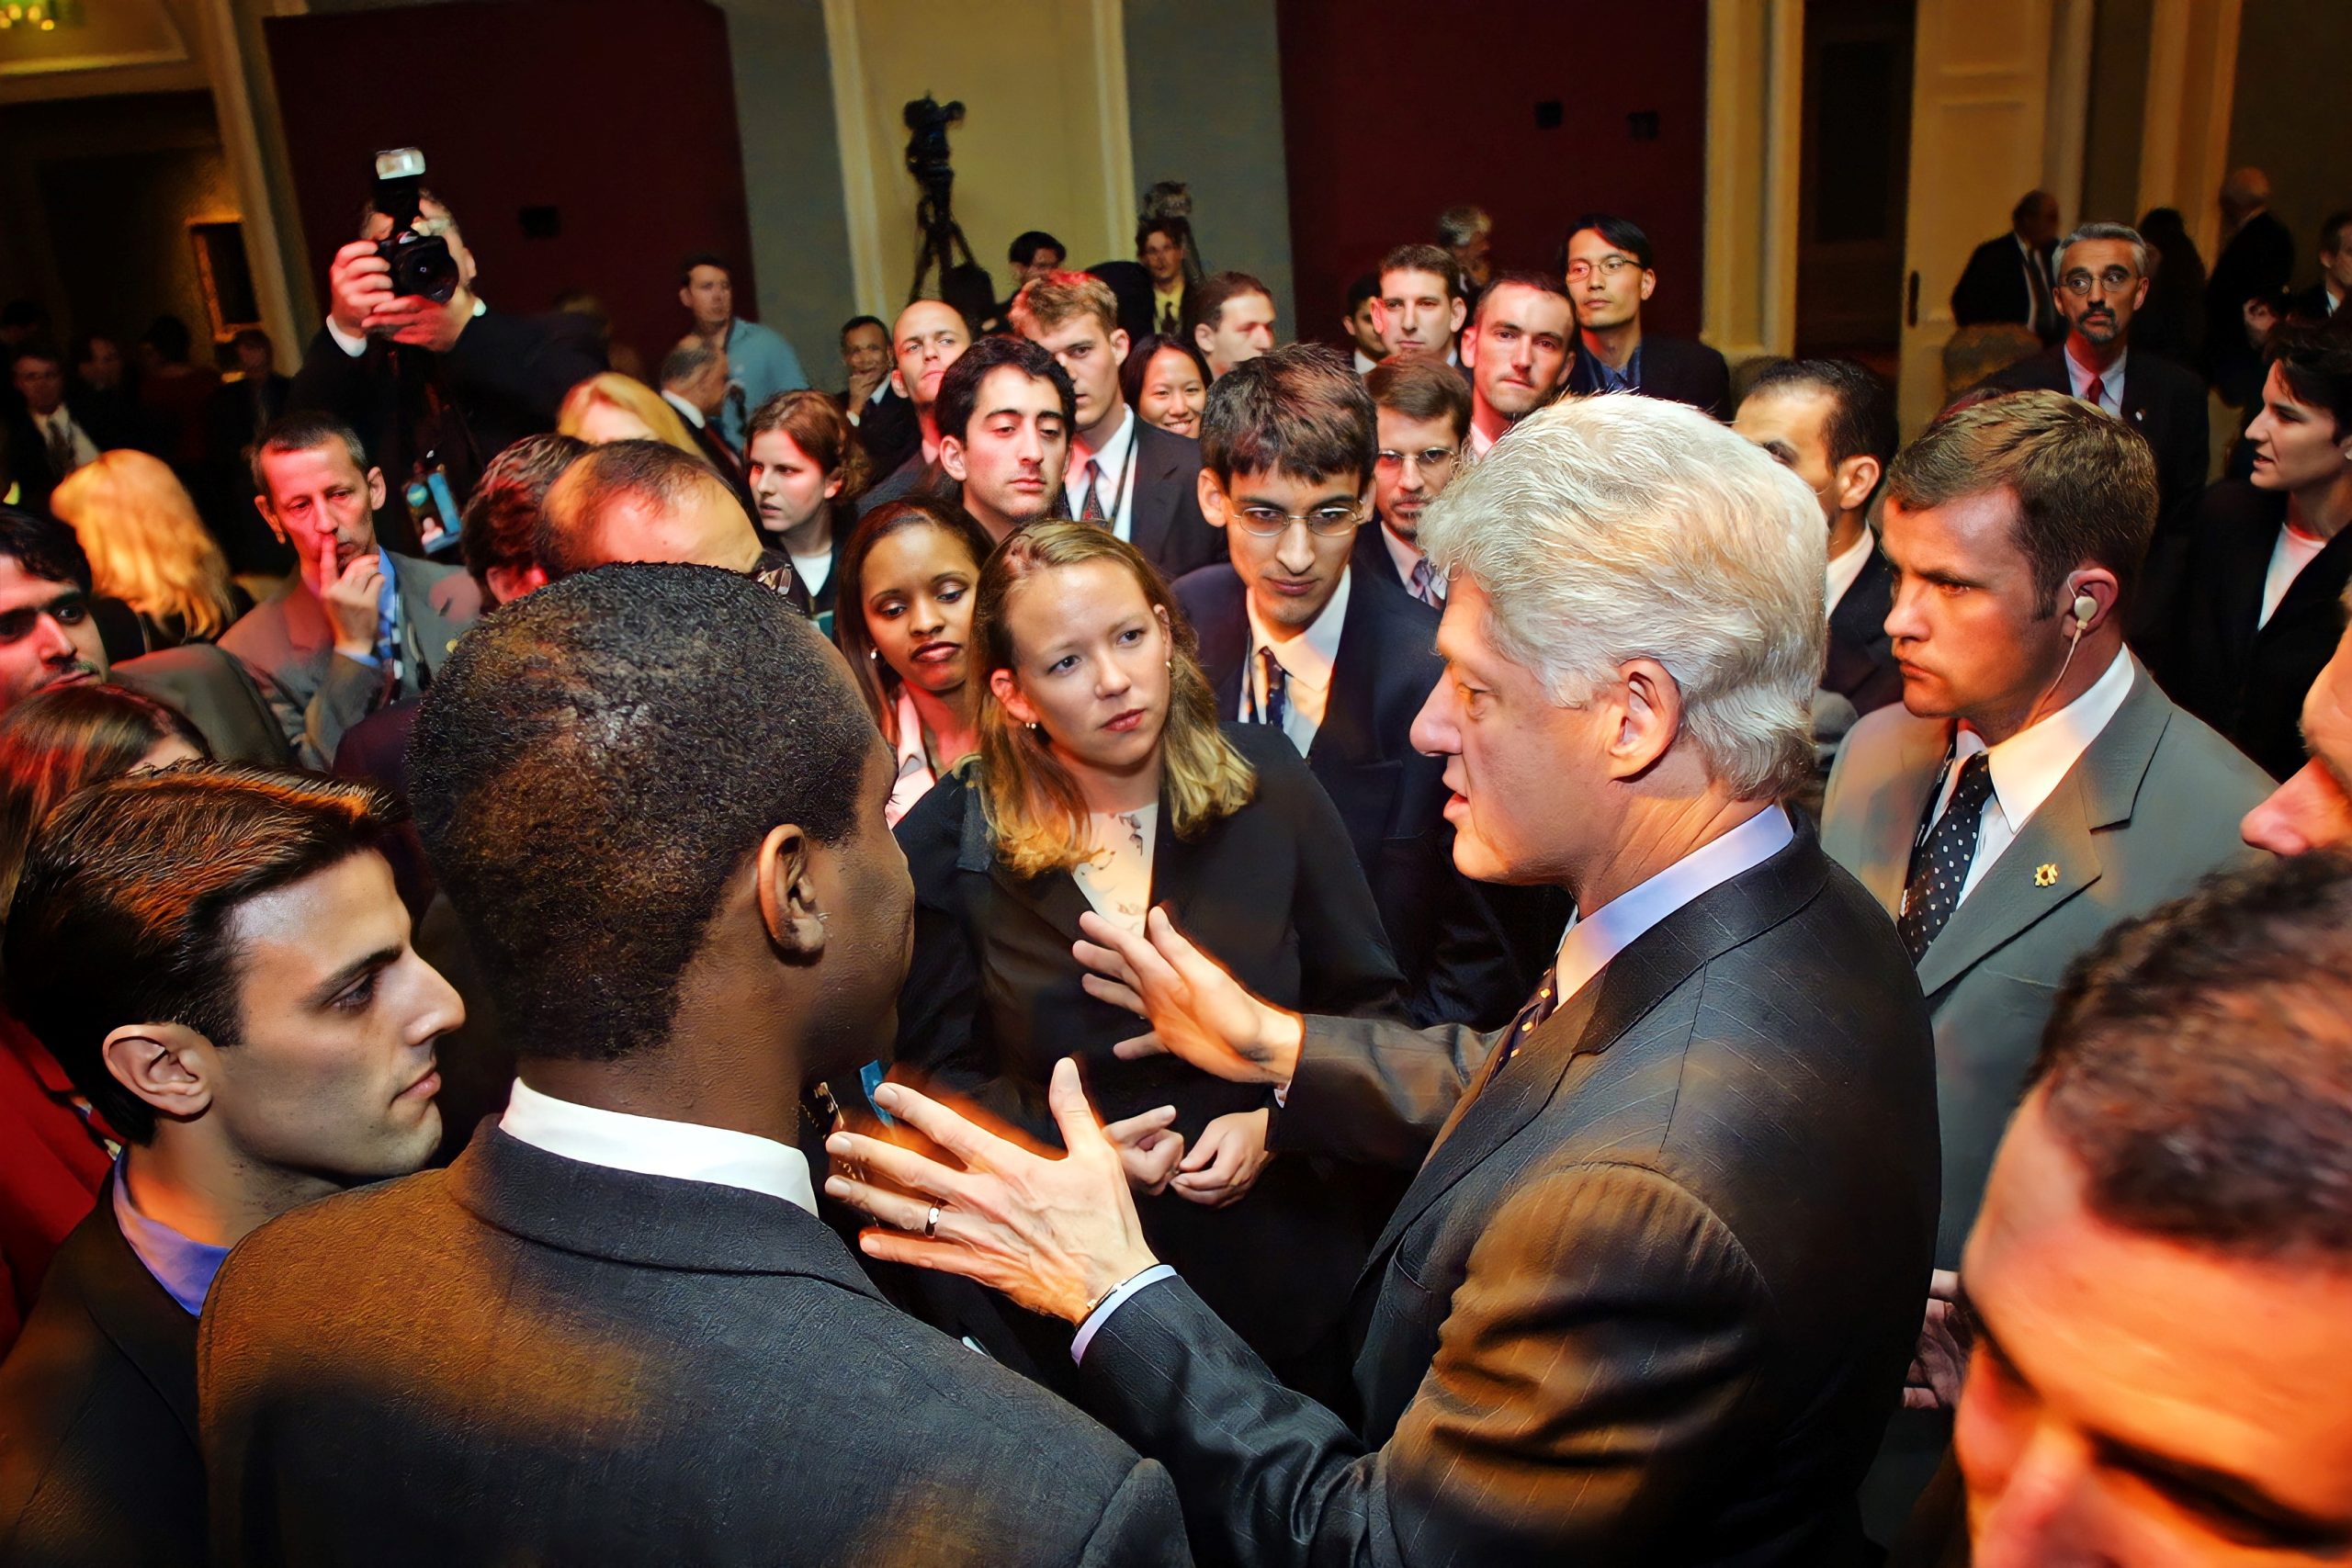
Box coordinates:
[0,159,2348,1568]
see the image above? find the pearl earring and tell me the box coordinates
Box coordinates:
[1027,721,1039,731]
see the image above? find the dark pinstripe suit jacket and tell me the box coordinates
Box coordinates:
[1075,819,1939,1567]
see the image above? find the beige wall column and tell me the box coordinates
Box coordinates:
[195,0,314,367]
[2138,0,2241,259]
[1702,0,1803,364]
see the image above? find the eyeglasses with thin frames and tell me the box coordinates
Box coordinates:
[1231,502,1365,538]
[1374,446,1459,478]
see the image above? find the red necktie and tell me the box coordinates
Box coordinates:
[2084,375,2106,410]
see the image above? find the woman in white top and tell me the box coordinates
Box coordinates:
[833,498,992,826]
[745,389,869,635]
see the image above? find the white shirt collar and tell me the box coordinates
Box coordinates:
[1825,527,1875,614]
[661,388,708,430]
[1954,646,2136,833]
[1554,806,1797,1001]
[1382,522,1430,594]
[1069,401,1135,475]
[498,1077,817,1214]
[2064,344,2126,407]
[1352,348,1379,375]
[1468,421,1498,457]
[1245,564,1350,691]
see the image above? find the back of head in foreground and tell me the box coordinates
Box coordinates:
[1961,851,2352,1564]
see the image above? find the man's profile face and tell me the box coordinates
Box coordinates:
[1023,315,1127,434]
[12,355,64,417]
[2324,226,2352,297]
[942,367,1068,536]
[1735,388,1841,529]
[1346,297,1388,362]
[893,301,971,413]
[841,321,889,380]
[255,442,386,594]
[1372,406,1462,544]
[2243,619,2352,854]
[682,265,733,330]
[2056,238,2147,351]
[0,555,105,713]
[1880,490,2062,726]
[1197,291,1276,379]
[205,851,460,1185]
[1565,228,1655,333]
[1957,1093,2352,1565]
[1375,268,1465,356]
[1140,231,1184,286]
[1201,465,1364,635]
[1462,283,1573,424]
[804,737,921,1078]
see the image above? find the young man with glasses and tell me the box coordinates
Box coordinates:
[1175,345,1549,1028]
[1563,213,1732,419]
[1355,353,1472,606]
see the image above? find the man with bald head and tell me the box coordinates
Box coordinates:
[856,299,971,517]
[2209,166,2297,410]
[537,439,807,611]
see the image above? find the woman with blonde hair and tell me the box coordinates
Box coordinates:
[555,372,698,456]
[47,449,247,649]
[890,520,1399,1390]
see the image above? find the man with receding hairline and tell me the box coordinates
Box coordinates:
[536,440,807,613]
[855,299,970,518]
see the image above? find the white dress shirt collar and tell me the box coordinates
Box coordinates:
[1067,404,1139,542]
[499,1077,817,1213]
[1553,806,1797,1002]
[1352,348,1379,375]
[661,388,708,430]
[1241,567,1351,755]
[1825,527,1875,615]
[1382,522,1433,596]
[2063,344,2126,416]
[1953,644,2135,844]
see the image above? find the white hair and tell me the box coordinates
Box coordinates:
[1418,395,1826,801]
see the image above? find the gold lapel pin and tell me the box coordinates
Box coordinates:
[2034,863,2060,887]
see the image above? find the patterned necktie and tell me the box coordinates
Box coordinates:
[1898,750,1996,963]
[1079,459,1104,523]
[1488,964,1561,1074]
[1408,557,1442,607]
[1254,647,1288,733]
[2029,253,2055,335]
[2084,375,2107,412]
[45,415,74,479]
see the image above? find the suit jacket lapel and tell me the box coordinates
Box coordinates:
[954,782,1096,944]
[79,1179,200,1447]
[1127,425,1176,564]
[1306,581,1400,858]
[1857,715,1956,916]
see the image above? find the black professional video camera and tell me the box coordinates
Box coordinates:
[372,146,459,304]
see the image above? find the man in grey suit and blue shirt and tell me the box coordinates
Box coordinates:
[1819,389,2271,1533]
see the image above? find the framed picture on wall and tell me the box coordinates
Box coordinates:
[188,220,262,343]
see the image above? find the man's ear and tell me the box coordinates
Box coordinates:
[1196,468,1230,529]
[1833,455,1883,518]
[366,467,390,512]
[1447,298,1467,337]
[252,493,288,545]
[1110,328,1130,365]
[102,1021,218,1128]
[1459,321,1480,370]
[1609,657,1683,779]
[938,435,969,484]
[1193,321,1216,361]
[755,824,827,961]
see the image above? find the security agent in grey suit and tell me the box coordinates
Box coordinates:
[220,413,480,770]
[829,396,1941,1568]
[197,566,1188,1568]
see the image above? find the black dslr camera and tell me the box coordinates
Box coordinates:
[372,146,459,304]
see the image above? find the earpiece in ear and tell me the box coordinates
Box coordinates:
[2073,592,2098,627]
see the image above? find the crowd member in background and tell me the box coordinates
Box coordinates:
[1373,244,1467,365]
[1342,272,1387,373]
[133,317,217,479]
[940,263,1005,338]
[552,290,646,382]
[295,189,603,555]
[677,252,808,451]
[1188,272,1277,381]
[2163,321,2352,782]
[857,299,971,517]
[1355,351,1469,606]
[933,334,1073,547]
[1012,270,1223,580]
[199,566,1192,1567]
[2206,168,2295,414]
[201,330,298,578]
[1437,203,1495,299]
[48,449,249,652]
[555,372,699,457]
[2241,580,2352,855]
[1951,191,2064,343]
[224,414,481,770]
[744,389,867,630]
[2133,207,2208,367]
[6,342,117,517]
[657,337,749,494]
[832,498,993,826]
[1008,230,1066,294]
[1460,270,1576,457]
[1564,213,1732,418]
[1121,334,1209,441]
[1138,218,1189,334]
[0,767,458,1567]
[0,684,205,1356]
[891,520,1402,1392]
[838,312,917,476]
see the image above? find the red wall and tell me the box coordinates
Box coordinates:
[265,0,754,375]
[1275,0,1711,345]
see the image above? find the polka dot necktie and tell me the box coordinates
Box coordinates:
[1250,647,1288,733]
[1898,750,1996,963]
[1488,964,1560,1075]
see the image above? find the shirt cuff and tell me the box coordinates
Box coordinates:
[1069,1264,1177,1364]
[339,649,381,671]
[325,317,369,358]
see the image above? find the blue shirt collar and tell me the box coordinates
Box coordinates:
[110,1161,230,1317]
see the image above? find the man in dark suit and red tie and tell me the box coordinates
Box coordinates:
[830,393,1941,1567]
[1951,190,2066,344]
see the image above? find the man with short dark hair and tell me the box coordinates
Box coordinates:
[2289,209,2352,321]
[1736,357,1905,753]
[1138,218,1189,334]
[1951,190,2064,343]
[1460,269,1575,457]
[1563,214,1731,418]
[5,342,113,517]
[1012,271,1222,579]
[1373,243,1466,365]
[1949,852,2352,1563]
[1008,230,1066,290]
[0,766,460,1568]
[1354,354,1471,605]
[854,299,971,518]
[838,312,917,475]
[223,413,481,769]
[198,565,1192,1567]
[933,335,1074,545]
[678,252,808,451]
[658,335,749,493]
[1189,272,1277,380]
[1342,272,1386,374]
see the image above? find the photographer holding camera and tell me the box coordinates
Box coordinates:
[290,151,604,555]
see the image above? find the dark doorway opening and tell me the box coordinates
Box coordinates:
[1794,0,1917,373]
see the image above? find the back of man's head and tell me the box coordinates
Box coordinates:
[1743,356,1900,471]
[1009,270,1119,342]
[1887,389,2156,612]
[933,334,1075,446]
[659,337,722,393]
[1378,243,1462,301]
[1198,344,1375,487]
[1365,353,1473,441]
[537,440,745,579]
[4,766,390,1145]
[1420,395,1824,801]
[460,433,583,600]
[1193,272,1272,333]
[0,504,92,595]
[408,565,876,1063]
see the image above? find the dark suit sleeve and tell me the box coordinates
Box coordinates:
[1079,1163,1772,1568]
[1272,1013,1493,1167]
[439,310,605,427]
[1077,1459,1196,1568]
[1263,738,1408,1019]
[287,326,375,429]
[1949,243,1997,325]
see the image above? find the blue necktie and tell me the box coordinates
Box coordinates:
[1253,647,1288,733]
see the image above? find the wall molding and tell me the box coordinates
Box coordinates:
[1702,0,1802,363]
[820,0,891,317]
[2138,0,2241,260]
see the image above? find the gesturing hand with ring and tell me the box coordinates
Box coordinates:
[922,1204,942,1239]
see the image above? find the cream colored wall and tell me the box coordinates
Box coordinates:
[826,0,1133,316]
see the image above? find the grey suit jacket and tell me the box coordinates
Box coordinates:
[1820,655,2272,1261]
[218,554,480,770]
[198,1125,1190,1567]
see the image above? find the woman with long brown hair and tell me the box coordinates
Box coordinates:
[744,389,870,630]
[890,520,1399,1389]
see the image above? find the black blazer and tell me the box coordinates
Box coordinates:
[1566,334,1732,419]
[198,1125,1191,1567]
[850,383,921,477]
[1121,419,1227,581]
[854,448,949,518]
[2205,210,2297,395]
[2157,479,2352,781]
[1826,546,1903,716]
[1074,821,1940,1567]
[1978,344,2211,532]
[1951,233,2060,340]
[1176,562,1553,1027]
[892,723,1405,1366]
[0,1182,206,1567]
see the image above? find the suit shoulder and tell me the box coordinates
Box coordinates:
[2143,697,2279,808]
[1840,699,1938,761]
[1172,561,1241,619]
[216,594,291,657]
[1135,420,1203,473]
[210,1168,447,1292]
